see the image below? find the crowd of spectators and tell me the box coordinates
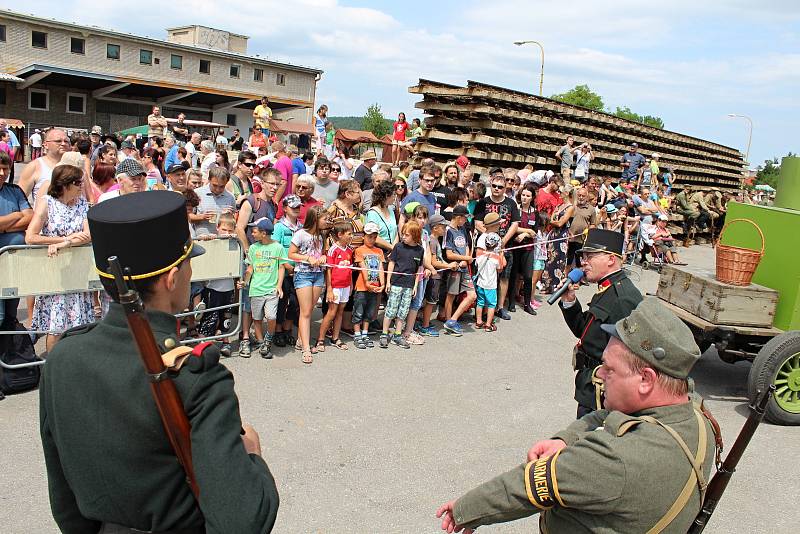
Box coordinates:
[1,110,737,359]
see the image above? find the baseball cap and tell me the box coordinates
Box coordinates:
[630,142,638,148]
[90,126,102,135]
[451,205,469,217]
[282,194,302,208]
[601,297,701,379]
[166,161,190,174]
[484,232,501,249]
[248,217,274,234]
[455,155,470,169]
[363,222,380,235]
[121,140,135,150]
[428,213,447,227]
[483,212,501,226]
[116,158,146,177]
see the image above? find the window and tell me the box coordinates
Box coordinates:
[0,24,6,42]
[32,30,47,49]
[276,73,286,86]
[230,64,240,78]
[140,49,153,65]
[0,87,5,106]
[253,68,263,82]
[226,113,237,126]
[66,93,86,114]
[171,54,183,70]
[199,59,211,74]
[29,88,49,111]
[70,37,85,55]
[107,43,121,60]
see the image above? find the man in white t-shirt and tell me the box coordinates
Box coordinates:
[29,129,43,160]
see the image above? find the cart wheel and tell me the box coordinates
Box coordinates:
[641,260,650,270]
[747,331,800,425]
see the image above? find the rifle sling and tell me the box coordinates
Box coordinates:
[618,409,708,534]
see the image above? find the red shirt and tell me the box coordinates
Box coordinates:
[535,189,561,216]
[276,196,321,224]
[393,121,409,141]
[327,243,354,288]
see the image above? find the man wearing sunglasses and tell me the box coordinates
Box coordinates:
[474,174,520,320]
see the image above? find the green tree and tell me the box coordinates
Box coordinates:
[363,103,390,138]
[550,84,604,111]
[757,152,796,189]
[612,106,665,129]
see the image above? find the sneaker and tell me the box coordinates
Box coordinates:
[259,341,274,359]
[497,308,512,321]
[238,339,251,358]
[531,300,542,310]
[406,331,425,345]
[355,335,367,349]
[379,334,390,348]
[273,332,287,347]
[365,335,375,348]
[219,343,232,358]
[443,320,463,336]
[418,325,440,337]
[393,334,410,349]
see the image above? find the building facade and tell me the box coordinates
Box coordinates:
[0,9,322,139]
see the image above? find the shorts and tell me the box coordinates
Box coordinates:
[410,278,427,311]
[330,286,352,304]
[385,285,413,321]
[240,285,251,313]
[499,251,513,279]
[476,286,498,309]
[533,259,546,271]
[250,292,279,321]
[447,271,475,295]
[424,277,441,305]
[351,291,378,325]
[656,242,674,254]
[294,270,325,289]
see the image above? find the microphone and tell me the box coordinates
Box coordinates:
[547,268,585,305]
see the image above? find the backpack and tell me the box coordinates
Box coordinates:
[0,317,42,397]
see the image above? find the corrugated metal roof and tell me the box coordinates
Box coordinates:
[0,73,25,82]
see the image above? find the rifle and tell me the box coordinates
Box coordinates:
[108,256,200,499]
[688,385,774,533]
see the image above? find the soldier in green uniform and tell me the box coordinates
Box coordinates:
[559,228,642,417]
[436,297,716,534]
[39,191,279,533]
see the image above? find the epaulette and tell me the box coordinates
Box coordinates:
[184,341,220,373]
[60,322,99,339]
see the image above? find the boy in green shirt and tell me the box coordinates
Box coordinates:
[241,218,285,359]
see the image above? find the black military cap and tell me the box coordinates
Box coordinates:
[88,191,204,281]
[577,228,625,258]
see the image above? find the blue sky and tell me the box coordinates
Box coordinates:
[15,0,800,167]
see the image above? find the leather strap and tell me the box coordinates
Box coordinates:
[590,365,604,410]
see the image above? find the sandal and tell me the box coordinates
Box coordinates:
[301,350,313,364]
[295,339,303,352]
[314,339,326,353]
[332,338,348,350]
[485,324,497,332]
[474,321,485,329]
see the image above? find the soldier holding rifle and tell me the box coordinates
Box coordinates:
[437,298,717,533]
[39,191,279,533]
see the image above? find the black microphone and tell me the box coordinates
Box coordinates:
[547,268,585,305]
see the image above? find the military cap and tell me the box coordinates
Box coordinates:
[88,191,204,281]
[577,228,625,258]
[601,297,701,379]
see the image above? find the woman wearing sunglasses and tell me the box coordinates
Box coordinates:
[247,125,267,152]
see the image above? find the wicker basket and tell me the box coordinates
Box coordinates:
[716,218,765,286]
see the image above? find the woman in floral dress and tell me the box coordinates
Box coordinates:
[541,185,576,294]
[25,164,93,353]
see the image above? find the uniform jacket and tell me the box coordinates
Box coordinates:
[453,402,716,533]
[560,270,642,407]
[675,191,699,218]
[40,304,279,534]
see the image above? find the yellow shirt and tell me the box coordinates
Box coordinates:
[253,104,272,129]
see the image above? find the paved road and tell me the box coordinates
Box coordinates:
[1,245,795,533]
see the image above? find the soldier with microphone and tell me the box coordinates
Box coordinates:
[554,229,642,417]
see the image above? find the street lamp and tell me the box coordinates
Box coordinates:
[727,113,754,200]
[514,40,544,96]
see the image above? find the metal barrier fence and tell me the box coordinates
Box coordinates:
[1,238,243,370]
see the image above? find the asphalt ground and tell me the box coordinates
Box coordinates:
[1,244,796,533]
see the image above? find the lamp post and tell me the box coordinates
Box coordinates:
[514,40,544,96]
[727,113,753,200]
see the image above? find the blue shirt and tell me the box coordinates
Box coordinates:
[444,225,469,272]
[620,152,646,181]
[400,189,437,218]
[164,145,180,171]
[0,183,30,217]
[291,158,306,177]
